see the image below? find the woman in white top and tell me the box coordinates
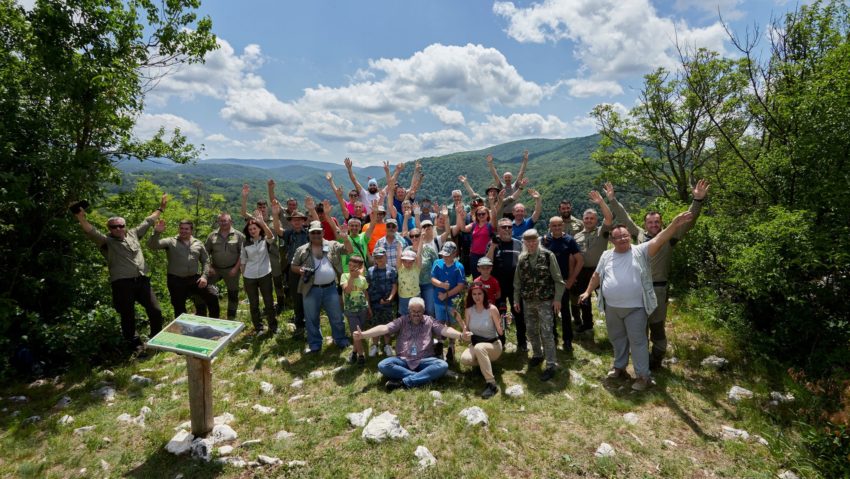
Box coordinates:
[240,203,280,335]
[458,281,504,399]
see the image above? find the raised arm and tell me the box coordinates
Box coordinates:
[589,190,614,227]
[327,172,351,221]
[451,204,466,237]
[344,157,364,193]
[514,150,529,186]
[146,220,171,249]
[338,222,353,254]
[528,188,543,222]
[363,200,379,240]
[486,154,503,188]
[240,184,251,220]
[304,196,319,222]
[647,211,694,257]
[675,179,709,240]
[385,164,397,219]
[267,178,277,203]
[604,182,640,237]
[414,228,424,268]
[459,175,478,200]
[271,200,284,237]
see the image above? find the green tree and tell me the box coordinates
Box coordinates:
[0,0,216,376]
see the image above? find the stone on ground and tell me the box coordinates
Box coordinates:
[569,370,586,386]
[290,379,304,389]
[166,429,194,455]
[58,415,74,425]
[459,406,489,426]
[130,374,152,386]
[727,385,754,403]
[308,369,325,379]
[287,460,307,468]
[241,439,262,447]
[275,430,295,440]
[777,471,800,479]
[211,424,238,444]
[623,412,639,425]
[214,412,235,425]
[595,442,615,458]
[346,407,373,427]
[251,404,275,415]
[73,425,95,435]
[92,386,116,402]
[257,455,282,465]
[769,391,795,406]
[429,391,442,400]
[217,457,247,468]
[701,355,729,370]
[259,381,274,394]
[362,411,410,442]
[505,385,524,398]
[720,425,750,441]
[414,445,436,469]
[190,437,214,462]
[218,445,234,456]
[56,396,72,409]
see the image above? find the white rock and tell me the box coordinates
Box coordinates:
[275,430,295,440]
[662,357,679,366]
[569,369,586,386]
[308,370,325,379]
[56,396,72,409]
[753,435,769,446]
[214,412,235,425]
[429,390,442,400]
[190,437,214,462]
[259,382,274,394]
[727,386,754,403]
[102,437,112,443]
[622,413,639,425]
[288,394,307,403]
[9,395,28,402]
[174,420,191,430]
[130,374,152,386]
[589,358,603,367]
[166,429,194,455]
[287,460,307,468]
[346,407,373,427]
[414,445,436,469]
[362,411,410,442]
[241,439,262,447]
[92,386,115,402]
[99,459,110,471]
[101,370,115,378]
[218,445,234,456]
[504,342,517,353]
[662,439,678,448]
[504,385,524,398]
[276,357,290,366]
[211,424,238,444]
[23,415,41,424]
[172,377,188,385]
[154,384,167,391]
[720,425,750,441]
[769,391,795,405]
[58,415,74,425]
[778,471,800,479]
[701,356,729,370]
[595,442,616,457]
[290,379,304,389]
[73,425,95,435]
[217,457,247,468]
[140,406,152,416]
[251,404,275,415]
[237,348,248,355]
[331,366,345,374]
[458,406,489,427]
[257,455,282,465]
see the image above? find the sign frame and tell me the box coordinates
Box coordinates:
[146,313,244,360]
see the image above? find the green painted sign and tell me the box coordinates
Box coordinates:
[146,314,244,359]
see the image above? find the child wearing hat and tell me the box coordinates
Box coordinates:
[365,246,397,357]
[430,241,467,362]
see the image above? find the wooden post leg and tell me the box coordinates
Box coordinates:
[186,356,213,437]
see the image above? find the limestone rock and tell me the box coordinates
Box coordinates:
[701,355,729,370]
[211,424,238,444]
[257,455,282,465]
[595,442,615,458]
[8,395,28,403]
[92,386,116,402]
[23,415,41,424]
[414,445,436,469]
[753,435,769,446]
[172,377,188,385]
[214,412,235,425]
[769,391,795,406]
[777,471,800,479]
[346,407,373,427]
[217,457,247,468]
[362,411,410,442]
[56,396,72,409]
[720,425,750,441]
[73,425,95,435]
[259,381,274,394]
[241,439,261,447]
[130,374,152,386]
[569,369,586,386]
[166,429,194,455]
[504,385,524,398]
[662,439,678,448]
[623,413,639,425]
[308,370,325,379]
[217,445,234,456]
[275,430,295,440]
[251,404,275,415]
[58,415,74,425]
[504,342,517,353]
[458,406,489,427]
[290,379,304,389]
[727,386,753,403]
[190,437,214,462]
[287,460,307,468]
[288,394,307,403]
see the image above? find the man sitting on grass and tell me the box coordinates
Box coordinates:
[353,297,471,391]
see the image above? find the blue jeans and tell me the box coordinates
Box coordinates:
[377,356,448,388]
[419,283,435,317]
[303,284,349,351]
[398,297,411,316]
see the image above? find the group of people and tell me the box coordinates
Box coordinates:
[74,151,708,397]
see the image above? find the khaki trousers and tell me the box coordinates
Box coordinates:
[460,341,503,383]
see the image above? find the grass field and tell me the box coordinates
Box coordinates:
[0,300,817,478]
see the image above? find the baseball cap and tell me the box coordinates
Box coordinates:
[308,221,323,232]
[477,257,493,267]
[372,247,387,257]
[439,241,457,257]
[401,250,417,261]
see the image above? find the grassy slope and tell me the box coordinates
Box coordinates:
[0,300,814,478]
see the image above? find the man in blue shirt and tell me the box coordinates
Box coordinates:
[542,216,583,351]
[510,188,543,239]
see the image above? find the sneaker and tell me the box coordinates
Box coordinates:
[632,376,655,391]
[348,350,357,364]
[434,341,444,360]
[541,366,557,382]
[368,344,379,357]
[383,344,394,357]
[445,346,455,363]
[606,367,631,380]
[481,382,498,399]
[357,355,366,366]
[385,379,405,391]
[528,356,544,368]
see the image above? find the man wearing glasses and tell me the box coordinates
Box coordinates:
[487,217,526,352]
[73,195,167,354]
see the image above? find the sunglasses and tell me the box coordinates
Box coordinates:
[386,225,398,229]
[422,225,433,229]
[108,224,126,230]
[499,225,511,230]
[409,234,421,238]
[309,231,323,235]
[476,212,487,217]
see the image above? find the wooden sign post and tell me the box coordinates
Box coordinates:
[146,314,244,438]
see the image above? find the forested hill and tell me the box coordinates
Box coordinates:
[115,134,610,220]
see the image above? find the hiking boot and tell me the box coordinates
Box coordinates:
[528,356,544,368]
[445,346,455,363]
[357,355,366,366]
[541,366,557,382]
[349,350,357,364]
[481,382,499,399]
[517,343,529,353]
[434,341,444,360]
[632,376,655,391]
[606,367,631,380]
[385,379,406,391]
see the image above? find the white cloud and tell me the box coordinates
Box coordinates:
[220,87,300,128]
[15,0,35,10]
[565,79,624,97]
[493,0,728,96]
[204,133,246,148]
[673,0,745,21]
[429,105,466,126]
[470,113,570,144]
[134,113,203,139]
[253,129,327,155]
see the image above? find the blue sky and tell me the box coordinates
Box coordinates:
[128,0,796,165]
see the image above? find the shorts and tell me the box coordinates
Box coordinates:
[371,307,394,326]
[434,299,458,325]
[344,309,371,333]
